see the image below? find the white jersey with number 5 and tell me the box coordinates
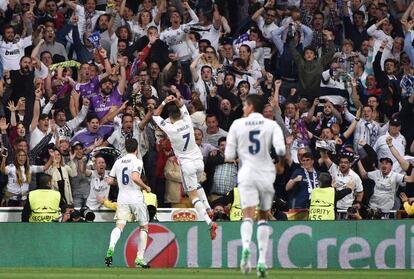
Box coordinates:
[109,153,144,204]
[152,106,203,164]
[225,112,286,172]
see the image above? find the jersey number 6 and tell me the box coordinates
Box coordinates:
[122,167,129,185]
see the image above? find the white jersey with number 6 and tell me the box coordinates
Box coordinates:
[225,112,286,172]
[109,153,144,204]
[152,106,203,164]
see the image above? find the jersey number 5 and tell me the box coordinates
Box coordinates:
[249,130,260,154]
[122,167,129,185]
[182,133,190,151]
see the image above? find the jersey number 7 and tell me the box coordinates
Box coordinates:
[182,133,190,151]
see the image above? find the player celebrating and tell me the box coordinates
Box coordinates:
[104,138,151,268]
[152,94,218,240]
[225,95,285,277]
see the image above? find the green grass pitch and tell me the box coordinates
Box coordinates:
[0,268,412,279]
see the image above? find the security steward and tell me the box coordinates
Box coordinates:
[308,172,354,220]
[22,174,61,222]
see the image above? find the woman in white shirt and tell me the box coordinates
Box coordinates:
[238,44,263,79]
[1,149,52,206]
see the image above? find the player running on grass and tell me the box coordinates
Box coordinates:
[104,138,151,268]
[225,94,285,277]
[152,93,218,240]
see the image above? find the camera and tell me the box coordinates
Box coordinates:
[287,23,296,38]
[80,206,95,222]
[360,207,383,220]
[212,211,229,221]
[69,206,95,222]
[347,207,357,215]
[70,210,82,221]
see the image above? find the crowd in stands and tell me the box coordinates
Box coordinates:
[1,0,414,221]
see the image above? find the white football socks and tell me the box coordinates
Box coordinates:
[192,198,212,226]
[241,218,253,251]
[109,227,122,251]
[137,229,148,259]
[257,220,270,264]
[197,186,212,212]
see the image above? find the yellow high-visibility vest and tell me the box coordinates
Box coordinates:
[309,187,335,220]
[144,191,158,208]
[230,188,242,221]
[29,189,61,222]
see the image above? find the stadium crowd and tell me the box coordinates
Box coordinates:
[0,0,414,221]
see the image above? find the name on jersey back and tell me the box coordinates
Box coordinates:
[245,120,264,126]
[177,124,190,132]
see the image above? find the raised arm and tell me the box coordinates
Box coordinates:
[212,4,222,30]
[386,136,410,171]
[357,160,368,179]
[190,54,203,82]
[117,58,127,95]
[319,149,333,168]
[183,1,198,24]
[30,88,42,131]
[343,107,361,139]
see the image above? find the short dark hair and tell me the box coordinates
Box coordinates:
[86,113,99,122]
[40,51,52,59]
[53,108,66,118]
[318,172,332,188]
[384,58,396,66]
[206,114,218,121]
[218,137,227,145]
[99,76,112,87]
[224,72,235,81]
[237,80,250,90]
[353,11,365,19]
[122,113,133,123]
[339,154,351,162]
[147,25,158,33]
[38,173,52,188]
[199,39,211,46]
[168,103,181,120]
[125,138,138,153]
[304,46,316,58]
[246,94,264,113]
[200,65,213,73]
[301,152,314,160]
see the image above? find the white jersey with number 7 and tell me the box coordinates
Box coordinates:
[225,112,285,172]
[152,106,203,163]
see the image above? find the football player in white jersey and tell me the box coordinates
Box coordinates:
[105,138,151,268]
[225,94,286,277]
[152,94,218,240]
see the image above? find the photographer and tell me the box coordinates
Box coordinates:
[59,204,95,222]
[22,173,61,222]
